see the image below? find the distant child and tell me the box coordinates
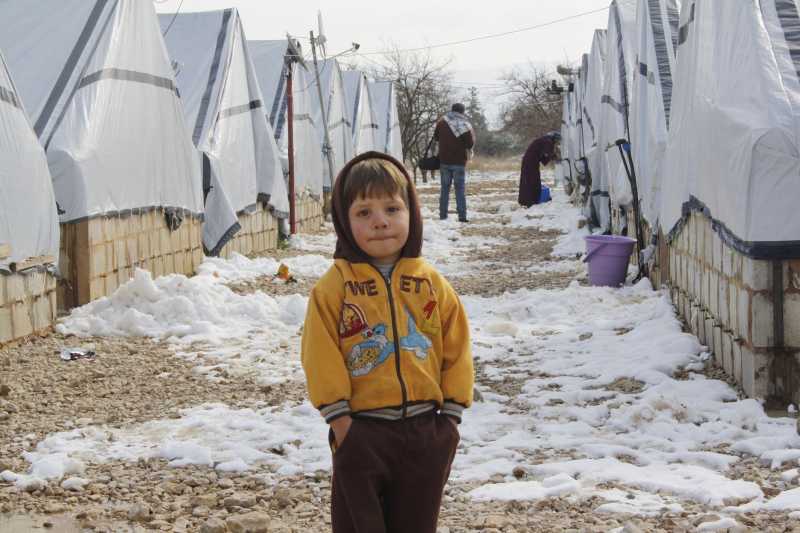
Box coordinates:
[302,152,474,533]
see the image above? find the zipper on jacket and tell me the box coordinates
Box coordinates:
[371,264,409,419]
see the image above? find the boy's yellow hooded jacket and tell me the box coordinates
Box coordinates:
[301,151,474,423]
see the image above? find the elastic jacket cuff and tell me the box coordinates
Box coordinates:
[441,401,465,422]
[320,400,351,423]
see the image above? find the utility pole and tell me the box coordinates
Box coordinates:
[286,56,296,235]
[310,30,336,210]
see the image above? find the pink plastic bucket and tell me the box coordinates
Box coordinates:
[583,235,636,287]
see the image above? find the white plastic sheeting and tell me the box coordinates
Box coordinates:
[598,0,638,212]
[159,9,289,256]
[630,0,679,226]
[0,50,59,271]
[558,91,575,187]
[309,59,354,190]
[342,70,380,155]
[0,0,203,224]
[369,80,404,163]
[248,39,324,198]
[662,0,800,257]
[584,30,610,232]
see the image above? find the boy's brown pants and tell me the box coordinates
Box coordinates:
[330,411,460,533]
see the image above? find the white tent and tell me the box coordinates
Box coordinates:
[584,29,610,232]
[309,59,354,190]
[160,9,290,256]
[598,0,639,218]
[0,50,59,271]
[342,70,380,155]
[573,54,590,187]
[248,39,324,198]
[630,0,680,226]
[0,0,203,225]
[662,0,800,257]
[369,80,404,162]
[558,90,575,188]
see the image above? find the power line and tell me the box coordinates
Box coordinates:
[358,7,610,55]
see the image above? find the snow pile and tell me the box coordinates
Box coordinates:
[57,268,307,344]
[197,252,331,283]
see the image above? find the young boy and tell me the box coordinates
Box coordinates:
[302,151,474,533]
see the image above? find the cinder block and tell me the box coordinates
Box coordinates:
[732,341,743,383]
[89,277,104,301]
[115,239,127,269]
[721,332,733,375]
[11,301,33,338]
[105,242,116,272]
[722,245,734,278]
[785,293,800,348]
[718,279,729,329]
[743,257,771,292]
[738,287,751,344]
[789,260,800,290]
[728,285,739,337]
[126,238,137,267]
[712,231,723,272]
[164,253,175,275]
[0,307,13,344]
[24,270,46,297]
[704,223,714,266]
[31,296,52,331]
[707,271,716,313]
[697,309,707,345]
[138,233,149,261]
[751,292,774,348]
[705,317,716,353]
[741,346,771,399]
[88,218,105,245]
[91,245,106,277]
[713,326,722,362]
[5,274,25,302]
[105,273,118,296]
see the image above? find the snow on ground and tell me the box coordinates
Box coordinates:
[9,179,800,519]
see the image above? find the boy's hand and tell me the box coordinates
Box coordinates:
[330,415,352,446]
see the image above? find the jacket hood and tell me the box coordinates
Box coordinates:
[332,151,423,263]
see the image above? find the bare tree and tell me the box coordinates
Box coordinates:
[364,46,455,180]
[499,62,562,150]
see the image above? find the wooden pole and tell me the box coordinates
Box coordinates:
[287,61,297,235]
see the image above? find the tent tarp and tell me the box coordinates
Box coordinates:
[160,9,289,255]
[342,70,380,155]
[369,80,404,163]
[584,29,610,232]
[0,49,59,271]
[662,0,800,258]
[248,39,324,198]
[630,0,680,226]
[598,0,638,212]
[0,0,203,223]
[309,59,354,190]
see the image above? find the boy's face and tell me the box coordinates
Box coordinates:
[348,192,410,264]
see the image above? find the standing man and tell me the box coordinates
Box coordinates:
[434,103,475,222]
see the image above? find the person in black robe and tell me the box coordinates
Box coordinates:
[518,133,560,207]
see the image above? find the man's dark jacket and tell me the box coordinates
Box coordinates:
[433,119,475,166]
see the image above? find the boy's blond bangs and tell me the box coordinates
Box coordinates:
[343,159,409,210]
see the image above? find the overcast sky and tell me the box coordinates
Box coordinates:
[155,0,614,125]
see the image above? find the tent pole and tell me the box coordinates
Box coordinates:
[310,31,336,214]
[287,60,297,235]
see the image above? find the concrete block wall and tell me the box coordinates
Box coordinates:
[295,195,324,233]
[218,203,279,259]
[0,268,57,345]
[58,210,204,310]
[664,211,800,404]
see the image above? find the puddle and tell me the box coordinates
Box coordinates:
[0,513,83,533]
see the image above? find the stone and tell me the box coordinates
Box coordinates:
[200,518,227,533]
[0,384,9,397]
[224,493,257,510]
[127,503,153,523]
[226,511,270,533]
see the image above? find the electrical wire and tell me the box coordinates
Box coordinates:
[358,7,610,55]
[161,0,185,37]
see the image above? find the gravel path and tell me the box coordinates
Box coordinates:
[1,174,797,532]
